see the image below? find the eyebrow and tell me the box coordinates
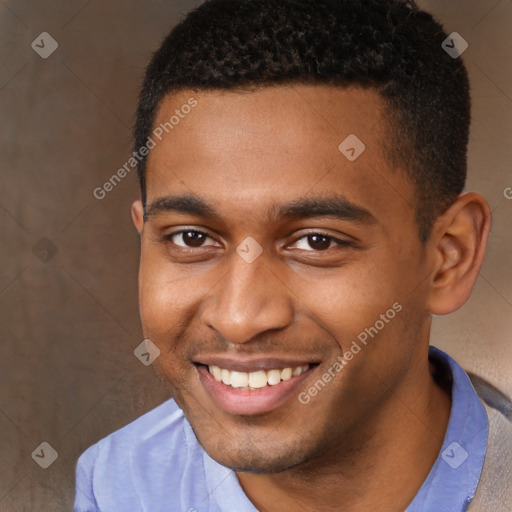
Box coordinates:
[145,195,216,221]
[144,194,376,225]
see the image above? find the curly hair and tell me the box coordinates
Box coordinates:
[134,0,470,241]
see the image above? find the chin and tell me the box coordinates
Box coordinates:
[191,423,311,474]
[209,446,306,474]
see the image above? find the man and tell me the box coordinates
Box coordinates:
[74,0,512,510]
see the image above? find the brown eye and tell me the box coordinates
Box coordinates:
[167,230,212,248]
[290,232,353,252]
[183,231,207,247]
[306,234,332,250]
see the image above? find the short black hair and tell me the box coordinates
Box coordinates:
[134,0,470,241]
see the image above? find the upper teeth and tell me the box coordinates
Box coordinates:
[208,365,310,389]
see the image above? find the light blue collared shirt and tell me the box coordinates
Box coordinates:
[74,346,488,512]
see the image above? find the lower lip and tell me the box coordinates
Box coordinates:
[197,365,315,416]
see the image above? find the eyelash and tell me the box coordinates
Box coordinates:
[163,229,353,252]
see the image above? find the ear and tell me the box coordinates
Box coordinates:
[426,192,492,315]
[131,199,145,235]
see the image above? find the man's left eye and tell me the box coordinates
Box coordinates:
[291,233,351,251]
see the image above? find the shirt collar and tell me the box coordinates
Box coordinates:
[406,346,488,512]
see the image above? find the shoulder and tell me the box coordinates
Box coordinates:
[468,372,512,422]
[467,373,512,511]
[75,399,203,511]
[79,398,186,465]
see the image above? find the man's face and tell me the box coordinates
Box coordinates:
[134,85,433,472]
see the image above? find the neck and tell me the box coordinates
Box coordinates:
[237,350,451,512]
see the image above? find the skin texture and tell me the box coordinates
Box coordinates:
[131,85,491,511]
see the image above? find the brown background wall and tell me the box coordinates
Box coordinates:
[0,0,510,510]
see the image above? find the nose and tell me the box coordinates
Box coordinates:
[200,251,294,345]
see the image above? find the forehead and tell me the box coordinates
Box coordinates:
[145,85,413,228]
[150,85,387,159]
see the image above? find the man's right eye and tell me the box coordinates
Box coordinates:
[164,230,216,248]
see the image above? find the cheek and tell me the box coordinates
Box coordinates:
[138,250,194,327]
[137,252,187,350]
[137,251,220,354]
[290,258,405,342]
[137,262,199,394]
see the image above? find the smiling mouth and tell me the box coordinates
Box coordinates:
[194,360,321,415]
[204,364,314,390]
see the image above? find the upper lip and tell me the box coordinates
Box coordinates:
[193,355,319,373]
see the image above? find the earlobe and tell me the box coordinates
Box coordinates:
[131,200,145,235]
[426,192,491,316]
